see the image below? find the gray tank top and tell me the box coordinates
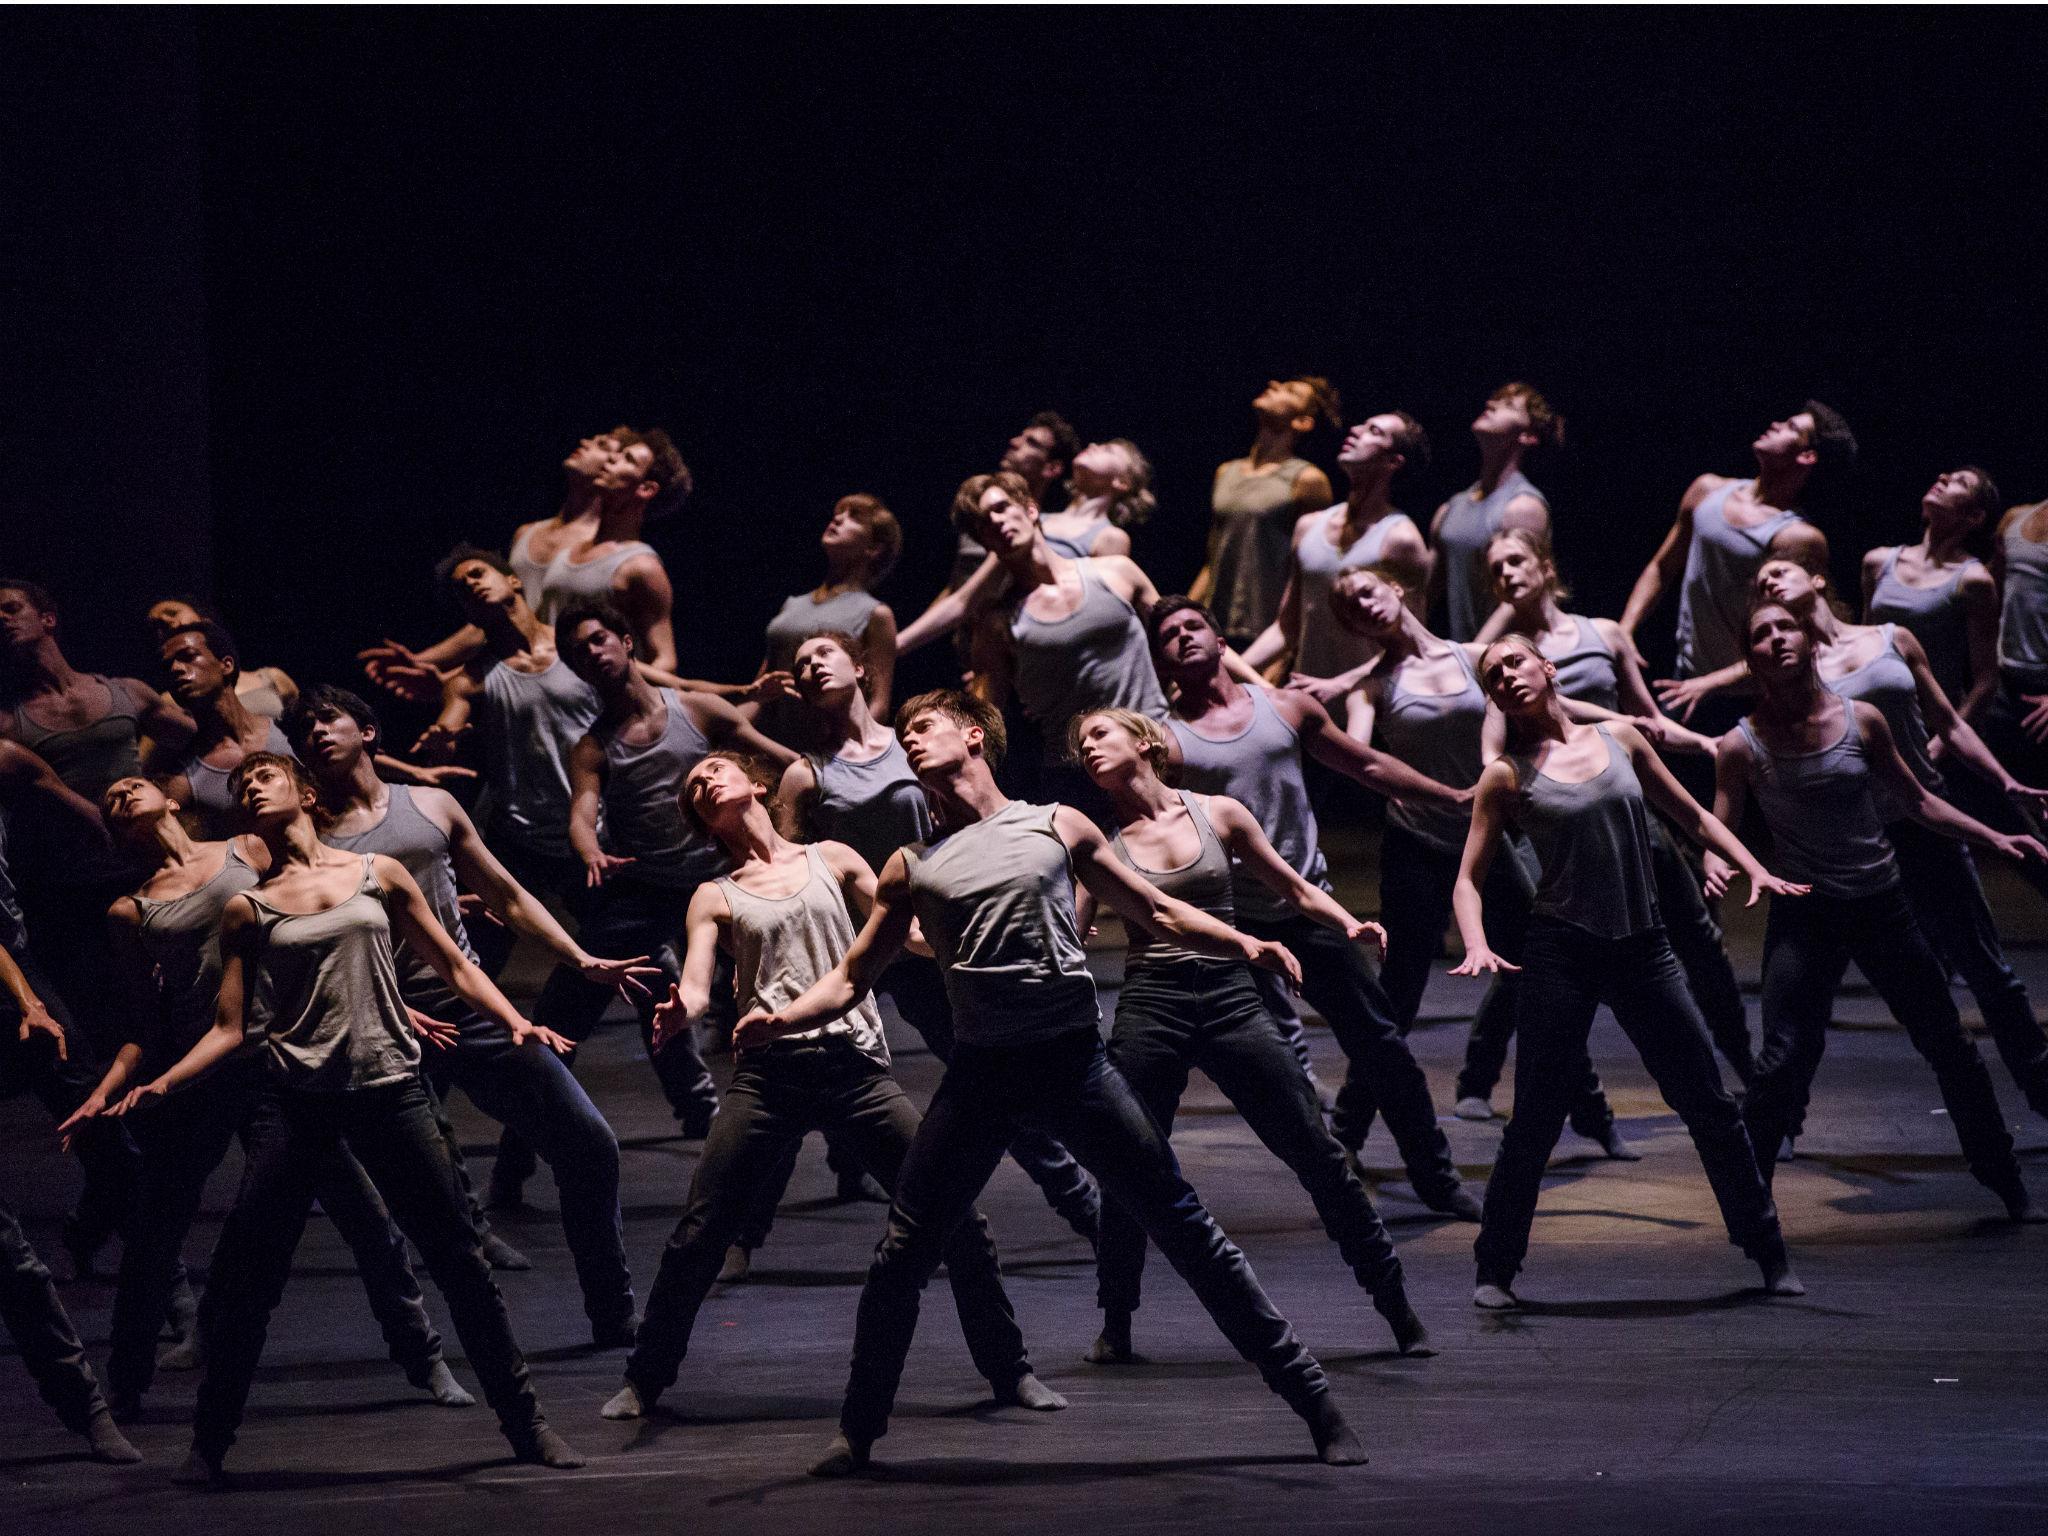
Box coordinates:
[1110,792,1236,968]
[715,845,888,1066]
[1541,615,1621,711]
[599,688,726,889]
[533,540,657,627]
[243,855,422,1093]
[904,801,1098,1046]
[1169,686,1328,923]
[1294,507,1420,679]
[1736,707,1899,898]
[478,655,600,859]
[1826,624,1941,815]
[508,523,556,600]
[1376,647,1486,855]
[1869,547,1981,707]
[1676,481,1806,677]
[1437,470,1548,641]
[6,676,147,885]
[324,785,478,1019]
[177,722,294,839]
[1009,564,1170,745]
[763,587,883,674]
[1997,521,2048,691]
[807,737,931,874]
[131,844,262,1068]
[1209,458,1315,640]
[1509,727,1661,938]
[236,673,287,721]
[1043,521,1110,561]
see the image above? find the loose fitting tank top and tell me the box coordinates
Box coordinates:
[1437,470,1548,642]
[236,673,288,721]
[243,855,422,1093]
[763,588,883,675]
[1540,615,1621,711]
[323,785,478,1021]
[715,845,887,1066]
[1675,481,1807,678]
[6,677,147,884]
[1043,521,1111,561]
[1376,647,1486,856]
[533,541,657,627]
[1008,564,1170,745]
[478,655,600,858]
[1868,547,1981,707]
[1997,521,2048,691]
[807,737,931,874]
[177,722,294,839]
[599,688,726,889]
[131,844,262,1070]
[1825,624,1941,816]
[1110,792,1236,968]
[1209,458,1316,640]
[1509,727,1661,939]
[508,523,556,600]
[1169,687,1328,923]
[1294,508,1420,680]
[1736,708,1899,898]
[903,801,1098,1046]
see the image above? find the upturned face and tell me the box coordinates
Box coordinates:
[592,440,656,495]
[1920,469,1986,537]
[236,758,310,825]
[1472,391,1531,440]
[974,484,1040,555]
[449,557,520,614]
[1480,642,1553,712]
[681,755,758,829]
[1337,412,1407,471]
[1000,422,1064,487]
[1331,568,1405,637]
[161,631,233,705]
[295,707,371,771]
[1073,712,1144,786]
[563,431,624,478]
[146,599,204,644]
[900,707,975,776]
[1153,606,1221,676]
[1754,558,1822,611]
[1752,411,1816,461]
[1746,603,1812,678]
[102,775,174,838]
[793,635,862,703]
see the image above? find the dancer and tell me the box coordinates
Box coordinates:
[146,597,298,719]
[1971,495,2048,792]
[1862,467,2000,718]
[1452,636,1806,1307]
[1427,383,1559,642]
[599,750,1063,1422]
[1191,378,1341,647]
[157,620,295,838]
[108,752,584,1483]
[1710,603,2044,1221]
[285,685,654,1342]
[1070,707,1431,1365]
[941,410,1081,591]
[738,690,1365,1474]
[753,494,903,743]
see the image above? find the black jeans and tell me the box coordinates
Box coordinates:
[0,1196,109,1432]
[839,1026,1327,1445]
[1239,910,1465,1203]
[628,1040,1029,1401]
[1955,674,2048,903]
[192,1076,548,1462]
[109,1059,443,1400]
[1643,815,1755,1084]
[1099,960,1403,1316]
[1475,920,1784,1287]
[1745,885,2026,1205]
[18,875,136,1062]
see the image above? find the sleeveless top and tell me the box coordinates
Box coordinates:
[1437,470,1548,641]
[1825,624,1941,817]
[131,844,262,1070]
[1509,727,1661,938]
[323,785,481,1024]
[236,673,288,721]
[1110,792,1236,968]
[1376,647,1486,856]
[5,676,147,884]
[1676,480,1807,677]
[1043,521,1111,561]
[532,541,658,627]
[1294,507,1420,679]
[1008,564,1170,745]
[598,688,726,889]
[1736,708,1899,898]
[1209,458,1316,639]
[763,588,883,674]
[1169,686,1328,923]
[177,722,295,839]
[903,801,1098,1046]
[477,654,600,858]
[1868,547,1982,707]
[715,845,888,1066]
[1540,615,1621,711]
[806,736,931,874]
[1997,522,2048,691]
[242,855,422,1093]
[508,523,556,600]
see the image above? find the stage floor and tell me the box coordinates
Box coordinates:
[6,835,2047,1534]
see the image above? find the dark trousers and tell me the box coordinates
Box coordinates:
[839,1026,1327,1445]
[0,1196,108,1432]
[19,875,136,1062]
[1099,961,1403,1315]
[1475,920,1784,1287]
[1955,676,2048,903]
[1240,910,1464,1202]
[1744,885,2026,1205]
[192,1076,547,1462]
[1643,816,1756,1084]
[628,1040,1029,1400]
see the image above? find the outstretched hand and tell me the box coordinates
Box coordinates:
[1995,833,2048,865]
[1346,919,1388,958]
[55,1092,107,1154]
[509,1018,575,1054]
[17,1002,66,1060]
[109,1079,169,1117]
[1243,938,1303,989]
[406,1006,461,1051]
[732,1007,788,1054]
[580,952,662,1003]
[1448,944,1519,977]
[360,640,444,704]
[1744,872,1811,905]
[584,850,637,888]
[1653,675,1715,723]
[1284,672,1351,707]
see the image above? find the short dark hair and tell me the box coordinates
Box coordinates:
[1146,594,1220,652]
[163,619,241,670]
[282,684,381,755]
[1802,400,1857,479]
[896,688,1007,772]
[556,600,633,657]
[1388,411,1432,487]
[0,578,56,617]
[434,543,516,594]
[793,629,874,698]
[636,427,694,521]
[951,471,1036,536]
[224,750,312,809]
[1028,410,1081,472]
[1294,377,1344,435]
[1955,464,2003,524]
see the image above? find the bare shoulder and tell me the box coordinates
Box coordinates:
[1682,473,1729,510]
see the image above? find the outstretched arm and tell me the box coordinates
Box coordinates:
[1860,704,2047,862]
[1285,688,1470,808]
[1613,721,1804,904]
[0,739,106,840]
[1448,762,1515,974]
[114,896,257,1107]
[378,856,572,1051]
[650,884,729,1054]
[896,553,1007,655]
[1207,796,1384,953]
[1619,485,1705,642]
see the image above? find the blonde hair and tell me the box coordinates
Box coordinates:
[1485,526,1571,606]
[1066,707,1172,775]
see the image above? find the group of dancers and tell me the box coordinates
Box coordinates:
[4,379,2047,1483]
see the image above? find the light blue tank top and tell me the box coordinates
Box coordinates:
[806,737,931,875]
[323,784,481,1023]
[1868,547,1981,707]
[1541,615,1621,711]
[1997,522,2048,691]
[1294,508,1419,679]
[1509,726,1661,938]
[763,588,883,674]
[533,541,657,627]
[598,689,727,890]
[1437,470,1547,641]
[177,723,295,839]
[477,654,600,859]
[1110,792,1236,968]
[1675,481,1806,677]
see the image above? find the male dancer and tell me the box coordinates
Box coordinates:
[284,685,653,1344]
[158,621,294,838]
[743,690,1364,1474]
[945,410,1082,589]
[1428,382,1558,642]
[1151,596,1483,1219]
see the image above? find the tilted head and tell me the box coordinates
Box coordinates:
[821,494,903,587]
[896,689,1006,778]
[557,600,636,688]
[792,630,871,706]
[160,621,241,707]
[1069,708,1171,789]
[680,750,779,837]
[1147,595,1224,681]
[1001,411,1081,496]
[281,684,381,774]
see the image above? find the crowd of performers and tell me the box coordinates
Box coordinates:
[3,381,2046,1481]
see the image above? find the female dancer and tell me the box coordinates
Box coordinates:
[1452,637,1805,1307]
[108,752,581,1483]
[1427,382,1558,642]
[1862,467,2000,718]
[753,494,902,742]
[1070,707,1430,1364]
[1710,603,2044,1222]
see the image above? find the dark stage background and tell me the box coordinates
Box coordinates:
[6,9,2046,714]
